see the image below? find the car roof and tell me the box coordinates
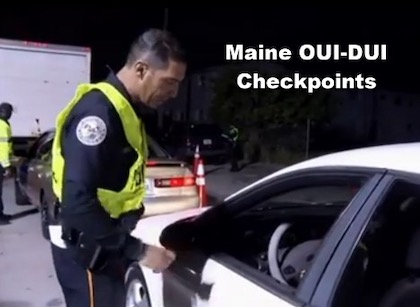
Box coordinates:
[226,142,420,201]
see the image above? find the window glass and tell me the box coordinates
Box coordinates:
[223,175,368,290]
[36,140,53,161]
[331,179,420,307]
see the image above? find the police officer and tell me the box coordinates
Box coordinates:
[0,102,13,225]
[223,125,240,172]
[50,28,187,307]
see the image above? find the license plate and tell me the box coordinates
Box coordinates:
[203,139,212,145]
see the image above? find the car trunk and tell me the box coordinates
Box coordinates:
[145,158,197,197]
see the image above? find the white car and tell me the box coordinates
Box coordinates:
[126,142,420,307]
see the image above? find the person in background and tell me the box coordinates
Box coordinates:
[223,124,240,172]
[0,102,14,225]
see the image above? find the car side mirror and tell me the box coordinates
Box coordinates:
[160,218,199,251]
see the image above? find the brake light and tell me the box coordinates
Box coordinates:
[146,160,158,166]
[154,176,195,188]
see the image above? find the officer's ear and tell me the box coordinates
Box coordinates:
[134,61,148,79]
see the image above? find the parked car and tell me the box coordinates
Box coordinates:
[162,122,229,163]
[126,142,420,307]
[14,129,199,240]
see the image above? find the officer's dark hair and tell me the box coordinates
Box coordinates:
[0,102,13,120]
[126,28,186,69]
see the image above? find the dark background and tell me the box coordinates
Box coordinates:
[1,8,419,161]
[0,8,417,93]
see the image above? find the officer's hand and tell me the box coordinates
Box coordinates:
[139,244,176,273]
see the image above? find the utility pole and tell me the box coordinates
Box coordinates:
[163,8,169,30]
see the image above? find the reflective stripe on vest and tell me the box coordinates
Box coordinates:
[51,82,147,218]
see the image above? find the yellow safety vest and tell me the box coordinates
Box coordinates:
[51,82,148,219]
[0,119,12,168]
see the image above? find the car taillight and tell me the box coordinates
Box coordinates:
[154,176,196,188]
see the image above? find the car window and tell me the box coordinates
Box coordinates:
[255,184,360,208]
[27,133,50,159]
[330,176,420,307]
[232,175,367,218]
[147,136,170,159]
[230,174,367,290]
[165,171,372,303]
[36,139,53,161]
[159,171,376,306]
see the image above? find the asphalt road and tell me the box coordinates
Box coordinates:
[0,179,65,307]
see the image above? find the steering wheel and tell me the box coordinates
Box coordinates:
[268,223,323,287]
[267,223,293,285]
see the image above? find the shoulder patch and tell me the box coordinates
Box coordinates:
[76,116,107,146]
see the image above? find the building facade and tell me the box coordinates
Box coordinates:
[156,63,420,145]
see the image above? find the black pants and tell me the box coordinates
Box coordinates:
[229,143,240,171]
[0,165,4,215]
[51,243,128,307]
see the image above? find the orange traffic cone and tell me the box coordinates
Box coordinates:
[195,158,208,208]
[193,145,200,174]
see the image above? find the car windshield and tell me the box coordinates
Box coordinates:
[147,136,170,159]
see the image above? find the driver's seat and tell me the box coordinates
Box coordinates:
[378,228,420,307]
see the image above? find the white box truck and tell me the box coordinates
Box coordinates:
[0,38,91,153]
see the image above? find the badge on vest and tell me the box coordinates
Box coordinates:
[76,116,107,146]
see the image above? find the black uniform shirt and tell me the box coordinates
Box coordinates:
[60,72,145,251]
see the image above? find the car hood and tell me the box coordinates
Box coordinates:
[130,207,210,246]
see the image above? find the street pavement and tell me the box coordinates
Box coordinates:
[0,162,281,306]
[0,179,65,307]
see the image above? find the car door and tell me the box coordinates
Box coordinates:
[26,138,53,206]
[16,133,48,197]
[161,246,298,307]
[160,167,386,307]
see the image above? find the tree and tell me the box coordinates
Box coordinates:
[210,67,335,161]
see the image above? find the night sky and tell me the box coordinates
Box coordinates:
[0,8,418,93]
